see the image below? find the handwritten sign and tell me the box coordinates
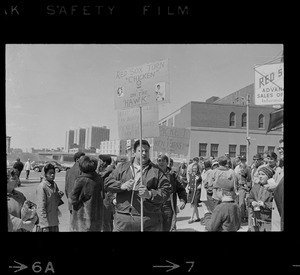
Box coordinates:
[254,62,284,105]
[114,59,170,110]
[153,126,190,155]
[117,105,159,140]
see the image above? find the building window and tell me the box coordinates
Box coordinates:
[240,145,246,156]
[229,144,237,158]
[229,112,235,127]
[241,113,247,127]
[268,146,275,153]
[199,143,207,157]
[258,114,264,128]
[210,144,219,158]
[257,146,265,155]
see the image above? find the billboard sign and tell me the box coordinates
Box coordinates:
[254,62,284,105]
[114,59,170,110]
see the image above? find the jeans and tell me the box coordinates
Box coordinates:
[161,202,174,232]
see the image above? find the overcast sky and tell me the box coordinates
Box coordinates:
[6,44,283,150]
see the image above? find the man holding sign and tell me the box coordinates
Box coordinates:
[104,140,171,231]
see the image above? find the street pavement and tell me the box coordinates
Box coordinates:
[15,170,248,232]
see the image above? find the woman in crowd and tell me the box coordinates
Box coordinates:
[187,163,202,224]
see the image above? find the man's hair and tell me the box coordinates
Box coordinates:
[44,163,55,174]
[158,154,169,163]
[99,154,112,165]
[217,156,228,167]
[204,159,212,169]
[79,156,97,173]
[133,139,150,151]
[16,158,20,161]
[74,152,85,162]
[7,168,19,182]
[268,151,278,160]
[193,157,199,162]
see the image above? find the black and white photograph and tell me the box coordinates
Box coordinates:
[3,1,295,274]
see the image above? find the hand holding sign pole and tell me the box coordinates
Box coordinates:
[115,59,169,232]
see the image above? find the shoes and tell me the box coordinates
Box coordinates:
[188,219,194,224]
[194,218,201,222]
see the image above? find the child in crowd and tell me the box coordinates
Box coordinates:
[204,177,241,231]
[7,168,38,231]
[247,166,274,231]
[36,163,64,232]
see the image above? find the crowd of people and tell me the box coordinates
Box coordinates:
[7,138,284,232]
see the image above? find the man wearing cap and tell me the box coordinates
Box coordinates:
[203,177,241,231]
[157,154,187,231]
[250,153,264,187]
[65,151,85,230]
[104,139,171,231]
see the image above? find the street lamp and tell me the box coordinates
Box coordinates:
[235,94,250,164]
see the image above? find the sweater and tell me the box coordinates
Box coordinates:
[204,200,241,231]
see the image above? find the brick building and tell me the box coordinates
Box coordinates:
[159,84,282,163]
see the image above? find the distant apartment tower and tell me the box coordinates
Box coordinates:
[74,128,86,150]
[65,130,75,152]
[85,126,110,150]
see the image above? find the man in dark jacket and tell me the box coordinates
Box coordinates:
[105,139,171,231]
[65,151,85,230]
[13,158,24,186]
[157,155,187,231]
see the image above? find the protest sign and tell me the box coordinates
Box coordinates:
[153,126,190,155]
[114,59,170,110]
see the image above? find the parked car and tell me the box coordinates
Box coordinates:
[60,162,73,171]
[31,160,63,173]
[31,161,46,172]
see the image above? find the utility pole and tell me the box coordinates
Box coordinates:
[246,94,250,164]
[235,95,251,164]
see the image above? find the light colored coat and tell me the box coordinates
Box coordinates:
[36,180,61,228]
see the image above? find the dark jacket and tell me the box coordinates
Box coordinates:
[162,169,187,231]
[204,201,241,231]
[13,160,24,175]
[70,172,103,231]
[65,162,82,211]
[104,159,171,216]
